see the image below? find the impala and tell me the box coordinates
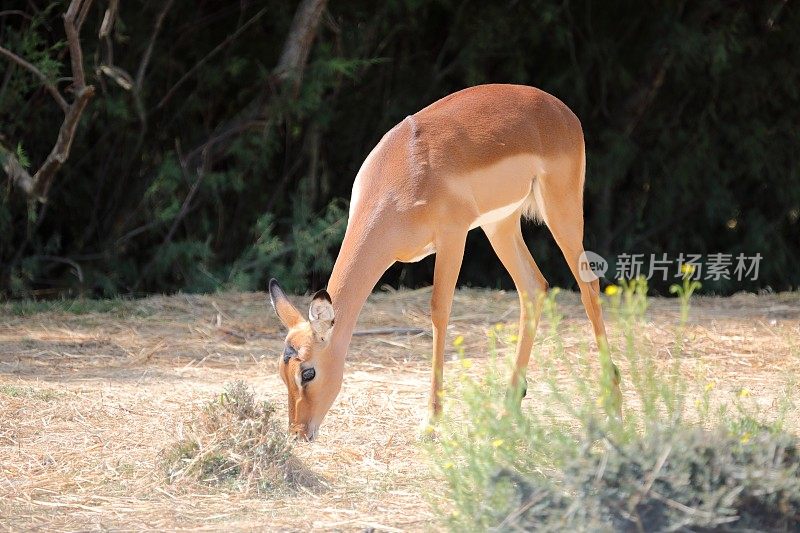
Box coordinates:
[269,84,621,441]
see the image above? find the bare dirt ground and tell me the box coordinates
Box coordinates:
[1,288,799,531]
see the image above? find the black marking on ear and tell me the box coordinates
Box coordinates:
[268,278,282,309]
[283,344,297,364]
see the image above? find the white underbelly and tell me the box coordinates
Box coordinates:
[468,196,528,230]
[399,197,527,264]
[402,243,436,263]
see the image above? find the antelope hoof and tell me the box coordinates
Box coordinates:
[417,411,441,441]
[506,379,528,405]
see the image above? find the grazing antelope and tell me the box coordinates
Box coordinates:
[269,84,621,441]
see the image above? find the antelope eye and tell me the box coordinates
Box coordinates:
[301,367,316,383]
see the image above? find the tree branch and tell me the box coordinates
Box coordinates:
[621,51,674,136]
[29,84,95,200]
[0,143,36,195]
[135,0,174,93]
[0,10,32,19]
[98,0,118,39]
[0,45,69,112]
[1,0,99,202]
[274,0,329,89]
[64,0,89,88]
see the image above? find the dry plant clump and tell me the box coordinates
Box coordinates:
[495,426,800,532]
[163,380,320,495]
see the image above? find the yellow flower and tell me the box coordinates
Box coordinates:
[494,323,504,332]
[738,388,752,398]
[443,461,454,469]
[509,334,519,343]
[604,285,619,296]
[491,438,505,448]
[705,381,715,392]
[740,432,751,444]
[680,264,696,275]
[461,358,473,369]
[453,335,464,347]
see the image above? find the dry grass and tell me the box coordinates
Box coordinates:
[162,380,321,495]
[1,288,798,531]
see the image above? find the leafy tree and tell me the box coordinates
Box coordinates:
[1,0,797,297]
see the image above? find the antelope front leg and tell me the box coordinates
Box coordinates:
[426,232,467,426]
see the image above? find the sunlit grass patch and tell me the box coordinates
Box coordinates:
[1,298,140,317]
[0,384,62,401]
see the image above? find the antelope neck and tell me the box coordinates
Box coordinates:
[326,221,395,359]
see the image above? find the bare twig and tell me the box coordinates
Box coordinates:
[352,327,426,337]
[182,118,266,164]
[131,143,211,290]
[98,0,117,39]
[154,7,268,111]
[626,444,672,514]
[252,327,426,341]
[622,52,674,136]
[766,0,789,30]
[76,0,92,31]
[648,490,737,522]
[0,10,33,20]
[98,0,118,66]
[0,45,69,111]
[31,255,85,283]
[135,0,174,93]
[163,148,209,247]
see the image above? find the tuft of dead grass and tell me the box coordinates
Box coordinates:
[163,381,322,495]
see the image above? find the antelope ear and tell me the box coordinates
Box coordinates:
[308,289,334,343]
[269,279,304,329]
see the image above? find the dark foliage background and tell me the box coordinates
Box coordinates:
[1,0,798,298]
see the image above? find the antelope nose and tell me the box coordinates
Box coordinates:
[306,425,318,442]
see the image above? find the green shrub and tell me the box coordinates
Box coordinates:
[494,426,800,532]
[0,384,61,401]
[427,281,799,531]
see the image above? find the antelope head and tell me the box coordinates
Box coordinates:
[268,278,342,441]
